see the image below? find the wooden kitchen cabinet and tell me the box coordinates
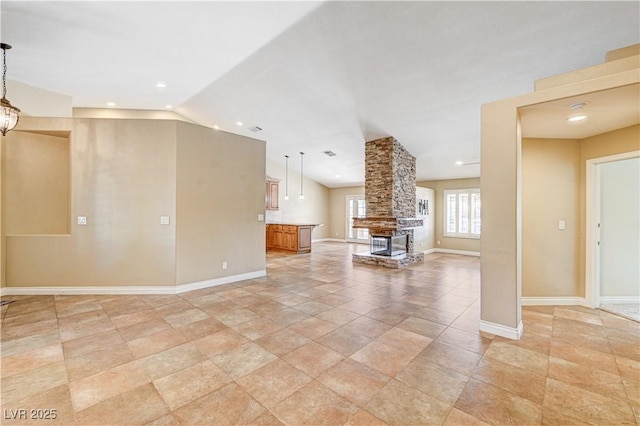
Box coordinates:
[266,224,316,253]
[265,178,280,210]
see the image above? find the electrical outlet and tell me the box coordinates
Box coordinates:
[257,214,264,221]
[160,216,170,225]
[558,220,566,230]
[77,216,87,225]
[437,240,440,245]
[222,261,228,270]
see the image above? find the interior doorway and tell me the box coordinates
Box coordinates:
[346,195,368,243]
[586,151,640,320]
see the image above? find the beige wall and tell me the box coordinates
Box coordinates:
[4,117,178,287]
[175,124,266,285]
[265,159,330,239]
[2,117,268,290]
[3,131,70,235]
[7,80,72,118]
[73,108,195,123]
[327,186,365,240]
[520,126,639,299]
[482,60,638,334]
[522,138,581,297]
[417,178,481,253]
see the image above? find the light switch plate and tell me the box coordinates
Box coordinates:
[77,216,87,225]
[558,220,566,230]
[258,214,264,221]
[160,216,170,225]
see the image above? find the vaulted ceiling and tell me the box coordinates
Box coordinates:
[2,1,639,187]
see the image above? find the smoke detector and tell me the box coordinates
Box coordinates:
[323,150,337,157]
[248,125,262,132]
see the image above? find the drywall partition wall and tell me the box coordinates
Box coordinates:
[3,117,178,288]
[481,55,639,339]
[328,186,365,240]
[3,131,70,235]
[414,186,435,251]
[264,158,330,239]
[417,178,481,254]
[521,138,581,297]
[175,123,266,285]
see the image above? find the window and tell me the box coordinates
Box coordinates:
[444,188,481,238]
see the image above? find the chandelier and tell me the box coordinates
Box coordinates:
[1,43,20,136]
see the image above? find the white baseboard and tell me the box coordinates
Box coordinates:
[434,248,480,257]
[600,296,640,305]
[522,297,589,307]
[479,319,523,340]
[423,248,436,255]
[0,270,266,296]
[175,270,266,294]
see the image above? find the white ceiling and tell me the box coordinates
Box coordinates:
[2,1,639,187]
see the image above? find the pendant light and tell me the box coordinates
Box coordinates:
[284,155,289,200]
[299,152,305,200]
[0,43,20,136]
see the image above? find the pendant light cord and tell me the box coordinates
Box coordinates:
[2,47,7,98]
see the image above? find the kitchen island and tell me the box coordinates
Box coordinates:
[266,223,318,254]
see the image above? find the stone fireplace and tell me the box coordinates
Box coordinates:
[352,137,424,268]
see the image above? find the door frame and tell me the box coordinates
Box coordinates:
[585,150,640,308]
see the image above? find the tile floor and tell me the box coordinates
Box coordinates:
[1,242,639,425]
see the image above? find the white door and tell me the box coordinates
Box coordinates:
[599,157,640,305]
[346,195,368,243]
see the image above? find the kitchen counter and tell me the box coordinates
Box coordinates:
[266,223,318,254]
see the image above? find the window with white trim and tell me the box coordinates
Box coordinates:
[444,188,481,238]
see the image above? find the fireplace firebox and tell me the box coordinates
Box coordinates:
[370,234,408,257]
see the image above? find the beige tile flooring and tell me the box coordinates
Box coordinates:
[1,242,639,425]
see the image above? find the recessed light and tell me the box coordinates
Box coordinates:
[455,160,464,166]
[213,125,220,130]
[156,82,166,88]
[236,121,243,126]
[568,115,587,122]
[165,104,173,109]
[335,174,341,178]
[107,102,116,107]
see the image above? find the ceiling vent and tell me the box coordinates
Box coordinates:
[323,150,337,157]
[248,125,262,132]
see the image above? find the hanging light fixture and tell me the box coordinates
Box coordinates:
[0,43,20,136]
[284,155,289,200]
[299,152,305,200]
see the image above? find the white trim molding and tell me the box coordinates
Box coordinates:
[522,297,589,307]
[434,248,480,257]
[600,296,640,305]
[479,319,523,340]
[0,270,266,296]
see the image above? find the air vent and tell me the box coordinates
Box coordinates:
[248,125,262,132]
[323,150,337,157]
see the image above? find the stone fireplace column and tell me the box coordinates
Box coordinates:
[352,137,424,268]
